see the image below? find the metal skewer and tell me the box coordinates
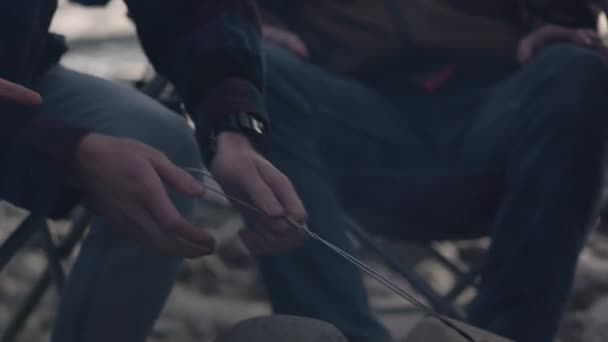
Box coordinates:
[186,167,475,342]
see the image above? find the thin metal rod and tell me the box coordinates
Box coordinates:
[185,168,475,342]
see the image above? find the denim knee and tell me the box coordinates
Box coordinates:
[526,43,608,135]
[533,43,608,81]
[126,110,201,169]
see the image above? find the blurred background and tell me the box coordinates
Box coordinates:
[2,1,608,341]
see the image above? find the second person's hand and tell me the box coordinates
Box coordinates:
[210,132,308,255]
[74,133,216,258]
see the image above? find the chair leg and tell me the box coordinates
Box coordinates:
[423,243,468,278]
[39,222,66,290]
[0,209,90,342]
[0,214,46,272]
[443,261,484,304]
[56,210,91,258]
[38,209,90,297]
[0,270,52,342]
[344,217,464,319]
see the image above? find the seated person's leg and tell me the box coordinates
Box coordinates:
[463,44,608,342]
[27,65,203,342]
[258,45,445,342]
[215,315,347,342]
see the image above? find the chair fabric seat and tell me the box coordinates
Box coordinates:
[339,172,505,242]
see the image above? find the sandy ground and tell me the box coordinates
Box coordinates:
[2,1,608,341]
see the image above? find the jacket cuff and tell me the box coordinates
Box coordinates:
[195,77,267,126]
[192,78,267,165]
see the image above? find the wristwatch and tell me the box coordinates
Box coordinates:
[203,111,266,164]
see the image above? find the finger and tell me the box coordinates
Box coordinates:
[135,215,212,258]
[0,78,42,106]
[576,29,597,46]
[518,28,558,64]
[247,224,307,255]
[257,219,308,253]
[578,30,607,53]
[242,171,284,218]
[257,160,307,224]
[262,26,309,58]
[149,152,206,196]
[282,33,310,58]
[119,204,211,258]
[517,38,534,65]
[137,169,216,250]
[171,236,215,258]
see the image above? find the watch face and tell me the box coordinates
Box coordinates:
[252,118,265,134]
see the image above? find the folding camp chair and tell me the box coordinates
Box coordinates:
[0,184,91,342]
[344,216,484,320]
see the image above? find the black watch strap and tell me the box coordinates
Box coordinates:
[203,112,266,165]
[214,111,266,136]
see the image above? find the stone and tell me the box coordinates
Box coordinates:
[558,311,587,342]
[571,249,608,309]
[583,296,608,342]
[404,316,513,342]
[160,285,270,333]
[152,317,189,338]
[214,315,348,342]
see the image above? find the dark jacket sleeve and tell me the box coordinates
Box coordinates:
[0,0,90,168]
[123,0,266,131]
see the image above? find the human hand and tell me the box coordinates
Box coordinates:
[262,25,309,59]
[518,25,608,64]
[74,133,215,258]
[210,132,308,255]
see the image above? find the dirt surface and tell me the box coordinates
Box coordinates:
[2,1,608,341]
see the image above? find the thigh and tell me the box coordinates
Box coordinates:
[461,43,608,171]
[32,65,196,155]
[36,67,202,342]
[264,46,494,239]
[264,45,431,169]
[2,65,199,214]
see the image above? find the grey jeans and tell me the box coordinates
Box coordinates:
[2,65,203,342]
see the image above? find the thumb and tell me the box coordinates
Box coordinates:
[0,78,42,107]
[149,153,206,197]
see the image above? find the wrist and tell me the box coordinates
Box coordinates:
[216,131,254,151]
[200,112,267,165]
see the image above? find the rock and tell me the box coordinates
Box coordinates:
[214,315,348,342]
[20,253,47,277]
[152,317,189,338]
[558,311,587,342]
[583,296,608,342]
[588,230,608,259]
[404,316,513,342]
[415,258,456,295]
[0,276,23,299]
[160,285,270,334]
[571,250,608,309]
